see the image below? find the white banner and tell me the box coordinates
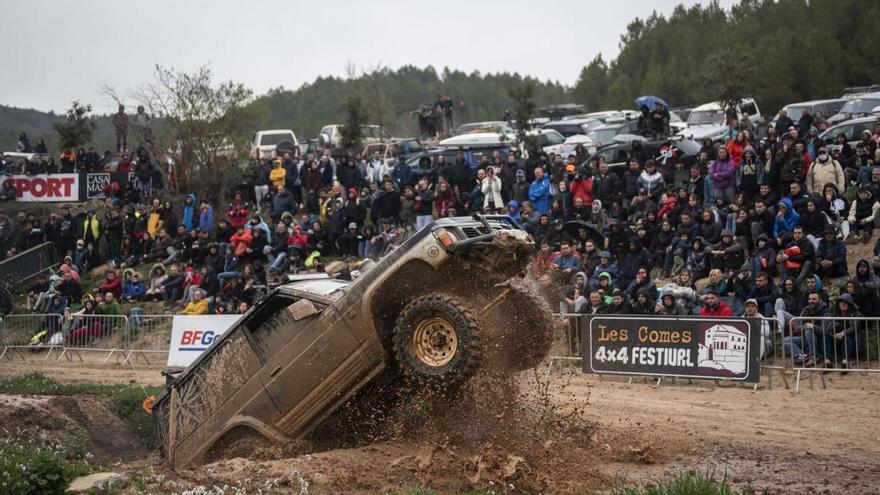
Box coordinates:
[2,174,79,202]
[166,315,241,368]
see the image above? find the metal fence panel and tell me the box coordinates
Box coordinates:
[124,313,174,365]
[784,316,879,391]
[0,242,58,285]
[0,313,63,360]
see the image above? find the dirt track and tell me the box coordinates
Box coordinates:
[1,358,878,494]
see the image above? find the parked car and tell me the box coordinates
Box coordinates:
[772,99,847,128]
[676,99,760,142]
[819,115,880,147]
[542,118,604,138]
[826,92,880,126]
[539,103,586,120]
[583,137,702,178]
[249,130,299,160]
[319,124,391,149]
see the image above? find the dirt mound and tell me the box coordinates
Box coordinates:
[0,394,147,462]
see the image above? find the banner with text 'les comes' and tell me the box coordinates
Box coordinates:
[581,315,761,383]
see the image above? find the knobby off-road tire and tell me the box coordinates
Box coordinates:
[498,282,555,371]
[392,294,481,388]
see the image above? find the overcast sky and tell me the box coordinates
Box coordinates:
[0,0,734,114]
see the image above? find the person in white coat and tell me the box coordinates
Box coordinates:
[481,166,504,213]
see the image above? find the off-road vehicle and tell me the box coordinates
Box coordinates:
[152,215,553,469]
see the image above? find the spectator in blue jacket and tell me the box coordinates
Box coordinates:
[528,167,552,214]
[774,197,800,239]
[552,241,582,283]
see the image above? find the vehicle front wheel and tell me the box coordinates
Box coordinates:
[392,294,481,387]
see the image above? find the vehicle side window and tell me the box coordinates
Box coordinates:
[741,102,758,115]
[836,124,854,142]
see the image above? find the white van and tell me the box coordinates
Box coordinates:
[249,129,299,160]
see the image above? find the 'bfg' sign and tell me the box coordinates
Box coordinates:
[167,315,241,367]
[581,316,761,382]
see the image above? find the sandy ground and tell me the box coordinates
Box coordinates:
[1,355,878,494]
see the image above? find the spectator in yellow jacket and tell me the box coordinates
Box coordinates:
[181,290,208,315]
[269,159,286,189]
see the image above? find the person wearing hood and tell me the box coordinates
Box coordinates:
[735,145,763,201]
[181,194,197,230]
[586,199,608,227]
[799,198,829,248]
[853,258,880,291]
[774,197,800,239]
[197,199,214,232]
[815,225,847,279]
[847,186,880,244]
[708,147,736,205]
[244,215,271,245]
[628,289,654,315]
[145,263,168,301]
[657,292,687,315]
[741,298,772,359]
[505,200,520,223]
[806,144,845,194]
[625,267,657,302]
[828,294,863,370]
[820,183,848,239]
[509,169,530,204]
[121,270,146,302]
[589,252,620,288]
[619,239,651,289]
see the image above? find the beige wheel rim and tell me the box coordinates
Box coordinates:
[411,317,458,367]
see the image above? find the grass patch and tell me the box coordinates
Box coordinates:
[613,470,759,495]
[0,372,163,446]
[0,434,92,495]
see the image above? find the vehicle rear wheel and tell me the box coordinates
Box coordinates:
[393,294,481,387]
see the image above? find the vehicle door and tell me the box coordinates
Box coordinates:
[247,293,362,415]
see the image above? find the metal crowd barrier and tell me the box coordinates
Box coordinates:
[786,316,880,392]
[545,313,583,375]
[0,312,176,365]
[57,314,129,363]
[0,242,59,285]
[0,313,63,360]
[123,313,174,365]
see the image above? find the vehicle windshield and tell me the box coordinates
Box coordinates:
[839,98,880,115]
[534,131,565,146]
[588,127,622,146]
[687,110,725,126]
[782,104,811,117]
[260,133,293,146]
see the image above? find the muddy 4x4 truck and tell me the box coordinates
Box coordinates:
[152,215,554,468]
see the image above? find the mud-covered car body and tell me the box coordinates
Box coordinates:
[153,215,534,468]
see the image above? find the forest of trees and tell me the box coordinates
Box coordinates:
[572,0,880,114]
[254,66,569,139]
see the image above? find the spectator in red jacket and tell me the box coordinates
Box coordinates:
[569,168,593,206]
[226,193,250,228]
[699,289,733,316]
[94,270,122,299]
[229,226,253,256]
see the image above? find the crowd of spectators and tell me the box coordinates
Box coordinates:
[6,106,880,368]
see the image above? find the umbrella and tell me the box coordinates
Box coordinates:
[634,95,669,111]
[612,134,649,144]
